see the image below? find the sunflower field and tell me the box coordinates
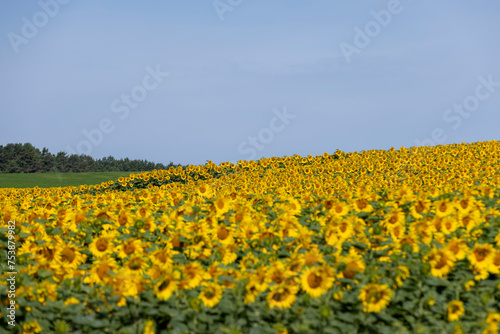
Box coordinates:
[1,140,500,333]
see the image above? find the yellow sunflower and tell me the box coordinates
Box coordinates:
[382,207,406,230]
[89,232,115,258]
[116,238,144,259]
[447,300,465,321]
[395,266,410,287]
[328,200,350,217]
[485,313,500,334]
[112,268,140,298]
[468,243,495,271]
[244,280,263,304]
[84,256,117,286]
[181,262,204,289]
[267,284,299,309]
[424,248,455,278]
[143,320,156,334]
[300,265,334,297]
[338,248,366,279]
[197,184,213,198]
[215,224,234,246]
[454,197,475,215]
[151,246,177,269]
[351,197,373,213]
[213,197,232,217]
[446,238,467,260]
[433,199,455,218]
[154,270,180,301]
[22,321,43,334]
[489,251,500,274]
[441,216,459,235]
[266,261,293,286]
[124,256,149,276]
[358,283,393,313]
[56,242,87,269]
[199,282,223,308]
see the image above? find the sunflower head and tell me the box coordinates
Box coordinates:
[358,283,393,313]
[447,300,465,321]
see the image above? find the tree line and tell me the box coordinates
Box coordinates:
[0,143,178,173]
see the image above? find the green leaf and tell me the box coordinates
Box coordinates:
[37,269,53,278]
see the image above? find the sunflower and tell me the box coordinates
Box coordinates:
[213,197,232,217]
[351,197,373,213]
[66,210,87,226]
[151,246,177,269]
[454,197,475,215]
[197,184,213,198]
[124,256,149,276]
[143,320,156,334]
[112,268,140,298]
[64,297,80,306]
[199,282,223,308]
[338,248,366,279]
[56,242,87,269]
[220,245,238,265]
[382,207,406,230]
[116,238,144,259]
[116,211,132,227]
[446,238,467,260]
[410,199,431,219]
[300,265,334,298]
[358,283,393,313]
[154,270,180,301]
[328,200,350,217]
[181,262,204,289]
[244,280,263,304]
[89,232,115,258]
[433,199,455,218]
[335,220,355,242]
[468,243,495,270]
[33,240,61,265]
[424,248,455,278]
[266,261,293,286]
[485,313,500,334]
[215,224,234,246]
[22,321,43,334]
[240,253,260,272]
[459,210,481,232]
[489,251,500,274]
[395,266,410,287]
[447,300,465,321]
[84,256,117,286]
[285,197,302,215]
[303,246,325,267]
[267,284,299,309]
[464,280,475,291]
[441,217,459,235]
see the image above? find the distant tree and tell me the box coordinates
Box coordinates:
[4,160,22,173]
[0,143,175,173]
[41,147,54,172]
[54,152,68,172]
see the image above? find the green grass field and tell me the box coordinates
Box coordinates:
[0,172,143,188]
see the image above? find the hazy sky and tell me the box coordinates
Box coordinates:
[1,1,500,166]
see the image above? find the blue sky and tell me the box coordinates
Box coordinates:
[1,1,500,166]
